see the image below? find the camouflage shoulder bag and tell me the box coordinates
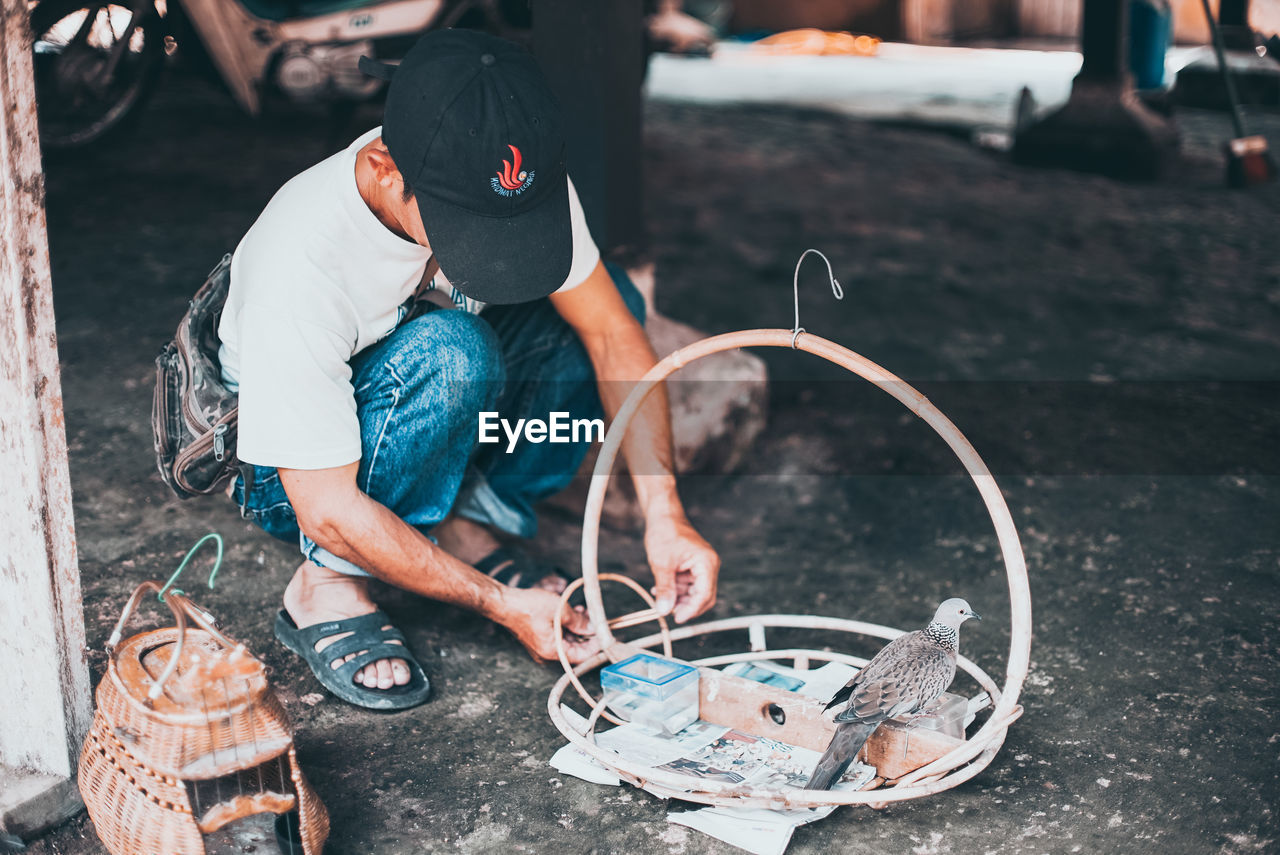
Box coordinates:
[151,254,240,498]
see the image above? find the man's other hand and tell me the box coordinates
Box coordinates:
[500,587,601,665]
[645,514,720,624]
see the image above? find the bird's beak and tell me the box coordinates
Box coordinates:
[969,611,983,622]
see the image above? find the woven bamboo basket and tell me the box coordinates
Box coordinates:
[79,580,328,855]
[548,252,1030,809]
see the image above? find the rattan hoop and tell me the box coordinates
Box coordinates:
[548,327,1031,809]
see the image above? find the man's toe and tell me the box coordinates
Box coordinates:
[373,658,395,689]
[392,659,411,686]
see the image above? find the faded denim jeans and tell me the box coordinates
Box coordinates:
[232,262,645,576]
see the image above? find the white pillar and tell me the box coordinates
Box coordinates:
[0,0,92,838]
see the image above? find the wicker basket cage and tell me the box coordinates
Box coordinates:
[548,280,1031,809]
[79,582,329,855]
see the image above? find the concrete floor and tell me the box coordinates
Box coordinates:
[21,61,1280,854]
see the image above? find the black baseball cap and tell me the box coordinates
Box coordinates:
[359,30,571,304]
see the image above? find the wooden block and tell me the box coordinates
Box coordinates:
[861,718,965,782]
[698,669,835,752]
[599,649,834,751]
[696,668,963,781]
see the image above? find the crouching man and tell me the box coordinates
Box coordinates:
[218,29,719,709]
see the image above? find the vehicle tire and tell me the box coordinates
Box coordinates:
[30,0,166,151]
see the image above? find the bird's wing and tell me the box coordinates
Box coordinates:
[823,631,921,713]
[835,637,956,724]
[823,680,855,712]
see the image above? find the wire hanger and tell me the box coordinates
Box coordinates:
[791,249,844,348]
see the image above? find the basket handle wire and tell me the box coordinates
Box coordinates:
[108,582,236,702]
[108,534,237,702]
[156,532,224,600]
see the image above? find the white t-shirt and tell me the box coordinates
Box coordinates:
[218,127,600,470]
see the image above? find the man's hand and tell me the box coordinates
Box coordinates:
[498,586,601,665]
[644,513,720,624]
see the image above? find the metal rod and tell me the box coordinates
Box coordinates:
[1201,0,1249,138]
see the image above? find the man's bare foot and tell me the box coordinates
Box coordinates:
[282,560,411,690]
[432,516,566,594]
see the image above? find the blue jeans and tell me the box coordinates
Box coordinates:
[232,262,646,576]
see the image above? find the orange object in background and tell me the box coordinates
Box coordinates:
[751,28,881,56]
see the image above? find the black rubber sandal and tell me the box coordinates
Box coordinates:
[474,547,581,604]
[274,609,431,711]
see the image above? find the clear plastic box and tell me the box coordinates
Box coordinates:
[600,653,700,736]
[891,691,968,739]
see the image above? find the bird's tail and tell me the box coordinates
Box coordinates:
[804,721,878,790]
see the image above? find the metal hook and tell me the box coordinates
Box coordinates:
[157,532,224,600]
[791,249,844,348]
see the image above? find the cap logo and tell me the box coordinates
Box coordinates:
[491,144,535,196]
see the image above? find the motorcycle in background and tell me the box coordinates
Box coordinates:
[29,0,525,149]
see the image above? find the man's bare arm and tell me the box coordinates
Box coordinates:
[550,261,720,622]
[277,462,598,663]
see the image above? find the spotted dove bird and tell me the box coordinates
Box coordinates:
[805,597,981,790]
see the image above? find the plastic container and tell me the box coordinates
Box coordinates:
[893,692,968,740]
[601,653,700,735]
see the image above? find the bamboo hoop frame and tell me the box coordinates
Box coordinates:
[548,326,1032,809]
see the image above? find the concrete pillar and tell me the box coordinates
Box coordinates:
[1014,0,1179,179]
[528,1,770,527]
[1077,0,1126,81]
[531,0,646,258]
[1218,0,1253,49]
[0,0,92,840]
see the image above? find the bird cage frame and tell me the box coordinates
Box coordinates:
[547,252,1030,809]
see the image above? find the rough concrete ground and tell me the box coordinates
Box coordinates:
[22,67,1280,854]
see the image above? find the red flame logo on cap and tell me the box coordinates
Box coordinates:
[496,145,528,191]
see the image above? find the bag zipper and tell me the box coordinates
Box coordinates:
[152,345,178,455]
[174,311,237,437]
[172,412,237,494]
[213,423,227,462]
